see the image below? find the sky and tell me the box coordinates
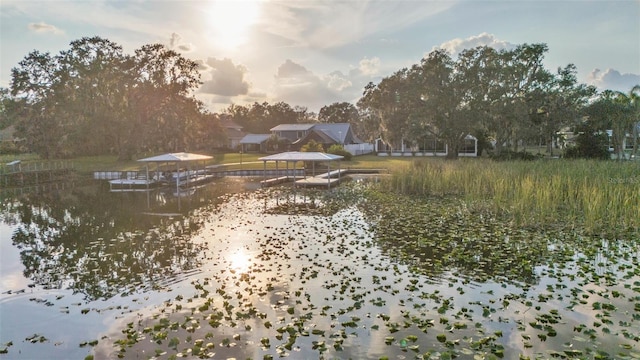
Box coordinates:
[1,0,639,114]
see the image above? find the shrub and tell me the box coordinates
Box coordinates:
[300,140,324,152]
[327,144,352,161]
[0,141,23,155]
[563,128,610,160]
[489,149,539,161]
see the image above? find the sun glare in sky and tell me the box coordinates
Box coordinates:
[208,0,263,50]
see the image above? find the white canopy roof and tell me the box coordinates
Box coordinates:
[259,151,343,162]
[138,152,212,163]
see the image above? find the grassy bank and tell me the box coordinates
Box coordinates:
[383,158,640,235]
[1,153,407,173]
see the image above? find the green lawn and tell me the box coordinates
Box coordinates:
[1,152,421,174]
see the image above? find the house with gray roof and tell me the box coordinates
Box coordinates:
[219,116,245,150]
[272,123,362,151]
[239,123,371,154]
[239,134,272,152]
[269,124,316,143]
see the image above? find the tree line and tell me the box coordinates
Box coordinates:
[1,36,638,160]
[2,36,226,159]
[358,44,639,159]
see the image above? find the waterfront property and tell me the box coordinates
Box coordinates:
[239,123,374,155]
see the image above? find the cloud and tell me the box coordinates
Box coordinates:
[433,32,516,56]
[258,1,454,49]
[199,58,250,97]
[275,59,312,78]
[168,33,195,53]
[273,59,358,110]
[358,57,381,76]
[193,59,210,72]
[587,68,640,92]
[27,22,63,34]
[326,71,352,92]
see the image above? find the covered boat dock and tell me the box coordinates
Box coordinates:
[129,152,214,194]
[258,151,344,189]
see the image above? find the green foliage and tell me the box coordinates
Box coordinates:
[225,102,310,134]
[326,144,352,160]
[358,43,595,159]
[529,64,596,156]
[265,134,289,152]
[318,102,358,124]
[489,149,540,161]
[300,139,324,152]
[8,36,204,160]
[563,124,610,160]
[0,88,23,129]
[585,86,640,160]
[471,131,493,156]
[0,141,23,155]
[358,69,413,152]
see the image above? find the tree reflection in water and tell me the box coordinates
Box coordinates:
[0,180,244,301]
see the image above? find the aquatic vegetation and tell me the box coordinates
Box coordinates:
[1,177,637,358]
[101,184,640,359]
[384,159,640,235]
[0,341,13,354]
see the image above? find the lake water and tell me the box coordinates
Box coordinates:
[0,178,638,359]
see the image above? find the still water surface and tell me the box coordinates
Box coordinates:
[0,178,638,359]
[1,179,251,358]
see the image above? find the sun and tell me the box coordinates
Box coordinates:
[208,0,263,50]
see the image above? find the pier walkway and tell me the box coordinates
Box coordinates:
[1,160,74,188]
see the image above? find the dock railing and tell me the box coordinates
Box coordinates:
[1,160,75,188]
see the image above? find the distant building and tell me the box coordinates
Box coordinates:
[272,123,362,151]
[239,123,373,155]
[219,116,245,150]
[239,134,272,153]
[376,134,477,157]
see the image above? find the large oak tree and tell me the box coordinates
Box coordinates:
[9,36,204,159]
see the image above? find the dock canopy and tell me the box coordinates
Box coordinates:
[259,152,344,188]
[259,151,343,162]
[138,152,212,163]
[137,152,213,194]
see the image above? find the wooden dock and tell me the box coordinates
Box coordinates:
[294,176,342,187]
[1,160,74,188]
[260,175,294,187]
[294,169,347,188]
[258,168,388,188]
[259,169,348,188]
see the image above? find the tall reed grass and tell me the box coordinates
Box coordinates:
[383,158,640,235]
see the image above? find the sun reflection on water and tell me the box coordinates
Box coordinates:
[228,250,251,273]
